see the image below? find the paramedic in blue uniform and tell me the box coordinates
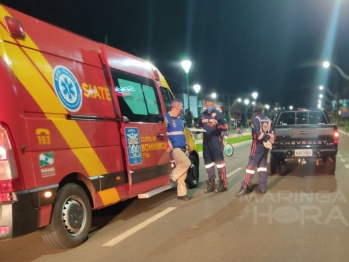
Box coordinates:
[165,99,191,201]
[197,96,229,193]
[236,103,273,196]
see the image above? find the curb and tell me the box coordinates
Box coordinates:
[339,129,349,136]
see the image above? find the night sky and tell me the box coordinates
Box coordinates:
[2,0,349,108]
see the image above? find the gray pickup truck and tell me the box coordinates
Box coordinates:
[270,109,338,174]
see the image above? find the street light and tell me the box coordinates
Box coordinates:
[264,104,270,118]
[318,85,335,97]
[237,98,242,102]
[211,93,217,99]
[323,61,349,80]
[289,105,293,110]
[181,59,192,110]
[193,84,201,117]
[244,99,249,127]
[252,92,258,100]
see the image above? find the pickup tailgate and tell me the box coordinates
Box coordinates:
[273,125,337,148]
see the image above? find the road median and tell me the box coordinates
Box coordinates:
[194,132,252,157]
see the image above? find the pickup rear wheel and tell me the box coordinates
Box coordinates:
[324,157,336,174]
[40,183,92,249]
[270,155,281,175]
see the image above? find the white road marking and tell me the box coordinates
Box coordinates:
[341,158,346,162]
[102,207,176,247]
[227,167,243,177]
[338,154,343,157]
[345,164,349,169]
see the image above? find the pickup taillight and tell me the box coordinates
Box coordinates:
[0,124,18,202]
[334,129,339,144]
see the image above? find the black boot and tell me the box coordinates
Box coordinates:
[204,179,215,193]
[235,186,247,196]
[215,180,227,192]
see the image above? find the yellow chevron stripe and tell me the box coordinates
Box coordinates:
[0,7,106,174]
[98,188,120,206]
[2,41,109,176]
[0,6,121,205]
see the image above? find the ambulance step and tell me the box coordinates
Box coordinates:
[138,185,172,199]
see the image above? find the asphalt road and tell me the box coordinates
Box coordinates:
[2,133,349,262]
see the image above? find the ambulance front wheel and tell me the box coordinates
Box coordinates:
[40,183,92,249]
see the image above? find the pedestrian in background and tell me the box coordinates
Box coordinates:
[185,109,194,127]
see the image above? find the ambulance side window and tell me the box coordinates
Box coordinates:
[110,69,162,123]
[160,86,174,112]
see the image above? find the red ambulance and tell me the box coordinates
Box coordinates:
[0,5,197,248]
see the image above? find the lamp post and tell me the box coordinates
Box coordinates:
[181,59,192,110]
[265,104,270,118]
[211,93,217,99]
[318,85,333,112]
[319,85,335,97]
[323,61,349,80]
[252,92,258,102]
[193,84,201,117]
[289,105,293,110]
[244,99,250,127]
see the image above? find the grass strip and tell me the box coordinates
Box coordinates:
[195,135,252,152]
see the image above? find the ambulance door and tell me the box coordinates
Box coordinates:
[100,50,171,197]
[113,70,172,195]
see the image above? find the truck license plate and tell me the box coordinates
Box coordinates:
[295,149,313,157]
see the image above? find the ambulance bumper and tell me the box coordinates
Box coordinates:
[0,185,58,241]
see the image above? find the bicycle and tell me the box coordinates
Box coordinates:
[221,130,234,157]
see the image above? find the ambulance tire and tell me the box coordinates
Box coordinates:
[270,155,281,175]
[41,183,92,249]
[186,156,199,189]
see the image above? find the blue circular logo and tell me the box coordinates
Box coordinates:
[53,66,82,112]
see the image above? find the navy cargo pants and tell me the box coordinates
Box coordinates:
[241,140,269,191]
[203,136,228,187]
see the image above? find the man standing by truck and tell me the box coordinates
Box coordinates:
[236,103,273,196]
[198,97,229,193]
[166,99,191,201]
